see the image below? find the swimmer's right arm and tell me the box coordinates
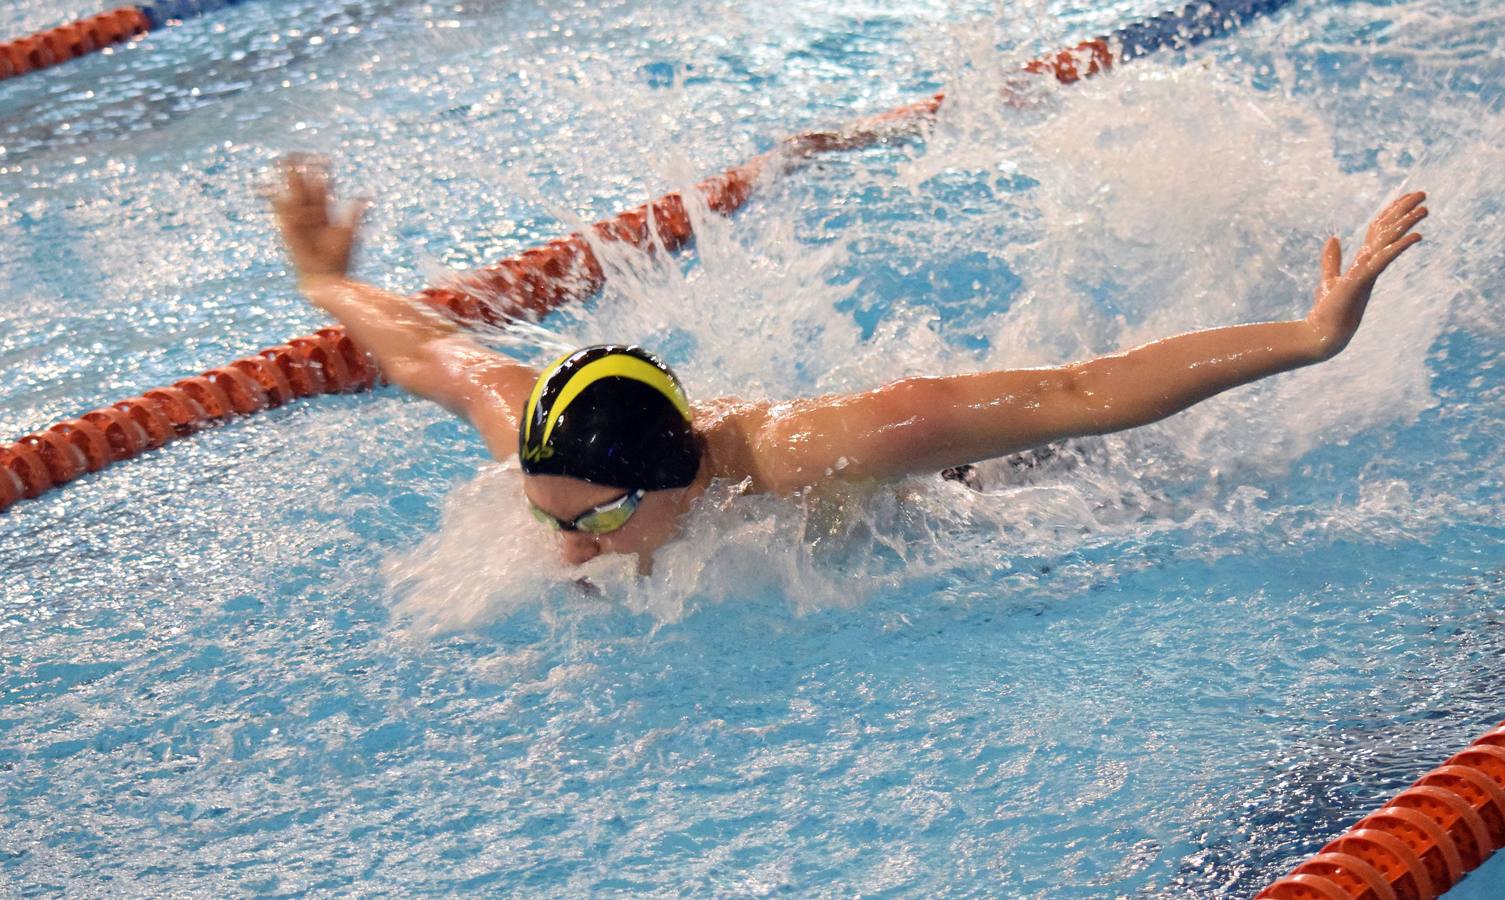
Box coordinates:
[270,156,536,458]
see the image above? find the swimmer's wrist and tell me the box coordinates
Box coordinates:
[295,273,360,316]
[1299,316,1344,363]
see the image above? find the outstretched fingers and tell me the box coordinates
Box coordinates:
[1371,231,1422,271]
[1377,202,1427,244]
[1381,190,1426,220]
[279,154,313,206]
[1308,191,1428,357]
[266,154,366,282]
[272,154,337,229]
[1358,191,1426,275]
[1321,236,1342,285]
[1367,191,1427,242]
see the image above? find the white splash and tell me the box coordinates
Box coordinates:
[385,10,1505,631]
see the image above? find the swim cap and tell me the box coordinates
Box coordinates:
[519,345,699,490]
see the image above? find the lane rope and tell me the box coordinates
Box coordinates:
[0,1,250,82]
[0,0,1293,513]
[0,7,150,80]
[1258,720,1505,900]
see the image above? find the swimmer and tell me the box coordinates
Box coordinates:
[269,157,1426,574]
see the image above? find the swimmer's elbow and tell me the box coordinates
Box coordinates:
[1055,366,1113,434]
[1055,361,1166,436]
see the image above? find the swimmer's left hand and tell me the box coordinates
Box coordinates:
[267,154,371,287]
[1306,191,1426,360]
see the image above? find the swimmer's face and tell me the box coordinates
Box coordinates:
[523,474,690,574]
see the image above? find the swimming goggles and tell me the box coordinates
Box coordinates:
[529,489,646,535]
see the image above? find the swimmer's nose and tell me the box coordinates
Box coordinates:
[560,531,602,565]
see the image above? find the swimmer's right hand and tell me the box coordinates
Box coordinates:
[267,154,371,286]
[1305,191,1426,360]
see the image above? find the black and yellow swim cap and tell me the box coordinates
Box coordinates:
[519,345,699,490]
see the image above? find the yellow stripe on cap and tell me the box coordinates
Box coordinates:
[539,353,691,451]
[523,350,578,445]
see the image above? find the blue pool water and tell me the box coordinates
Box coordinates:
[3,0,1504,894]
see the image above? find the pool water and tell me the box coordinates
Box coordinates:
[3,0,1504,894]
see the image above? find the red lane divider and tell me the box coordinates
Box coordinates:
[1259,721,1505,900]
[0,36,1117,514]
[0,328,377,503]
[1023,38,1114,84]
[0,7,149,81]
[414,157,769,326]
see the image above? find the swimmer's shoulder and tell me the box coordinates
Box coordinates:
[470,360,540,462]
[693,397,776,491]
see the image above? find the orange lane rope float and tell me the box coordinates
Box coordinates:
[0,327,376,508]
[0,2,250,82]
[1258,720,1505,900]
[0,0,1290,514]
[0,7,150,80]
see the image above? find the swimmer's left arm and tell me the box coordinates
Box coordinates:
[746,192,1426,492]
